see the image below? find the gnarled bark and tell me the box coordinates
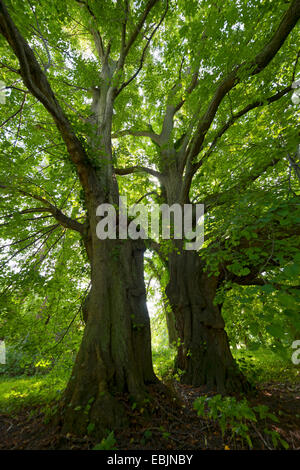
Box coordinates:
[166,250,249,392]
[61,236,157,437]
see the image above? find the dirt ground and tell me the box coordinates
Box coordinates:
[0,381,299,450]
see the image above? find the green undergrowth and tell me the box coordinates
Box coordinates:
[0,369,68,414]
[152,345,176,380]
[193,394,289,449]
[0,343,176,416]
[151,343,300,385]
[232,347,300,384]
[0,346,298,416]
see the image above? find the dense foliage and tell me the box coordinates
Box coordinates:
[0,0,299,449]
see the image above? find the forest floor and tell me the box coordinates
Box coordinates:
[0,380,299,450]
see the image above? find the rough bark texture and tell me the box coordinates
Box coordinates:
[166,250,249,392]
[61,235,157,437]
[1,0,298,434]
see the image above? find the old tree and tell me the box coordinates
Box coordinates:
[0,0,299,436]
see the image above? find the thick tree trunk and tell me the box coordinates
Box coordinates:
[56,63,161,437]
[60,235,157,437]
[166,250,249,392]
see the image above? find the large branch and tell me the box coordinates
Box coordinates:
[189,86,293,207]
[118,0,159,68]
[197,85,292,173]
[181,82,295,203]
[112,127,161,145]
[0,0,95,194]
[114,165,163,181]
[0,183,85,234]
[158,64,201,146]
[116,1,168,96]
[187,0,300,167]
[74,0,106,64]
[182,85,292,206]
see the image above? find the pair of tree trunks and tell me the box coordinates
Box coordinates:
[1,0,299,438]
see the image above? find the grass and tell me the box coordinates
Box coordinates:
[0,344,177,415]
[0,371,67,414]
[151,343,300,384]
[0,346,298,415]
[232,347,300,384]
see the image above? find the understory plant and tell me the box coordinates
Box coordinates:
[193,394,289,449]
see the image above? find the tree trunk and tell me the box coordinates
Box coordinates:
[60,234,157,437]
[166,250,249,392]
[165,307,178,347]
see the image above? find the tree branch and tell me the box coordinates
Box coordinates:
[219,221,300,285]
[0,0,96,195]
[74,0,106,63]
[0,183,85,234]
[182,83,294,203]
[197,85,292,173]
[28,0,52,72]
[186,0,300,167]
[0,224,59,250]
[114,165,163,181]
[0,94,28,128]
[0,60,20,74]
[119,0,159,66]
[133,190,158,206]
[112,127,161,145]
[201,155,283,209]
[158,62,201,146]
[0,223,60,270]
[116,0,168,95]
